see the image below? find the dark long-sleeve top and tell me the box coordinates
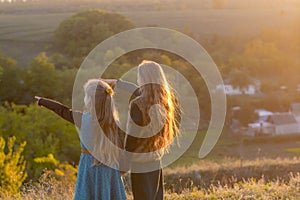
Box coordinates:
[37,79,140,130]
[38,98,83,128]
[117,79,181,154]
[115,80,150,153]
[118,81,165,154]
[38,97,127,151]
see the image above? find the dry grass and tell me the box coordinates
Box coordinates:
[164,173,300,200]
[164,157,300,193]
[1,157,300,199]
[2,172,300,200]
[0,171,75,200]
[165,157,300,175]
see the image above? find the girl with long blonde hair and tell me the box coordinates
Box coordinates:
[35,79,126,200]
[122,60,180,200]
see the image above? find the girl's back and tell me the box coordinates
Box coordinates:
[74,112,126,200]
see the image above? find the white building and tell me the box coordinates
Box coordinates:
[290,103,300,123]
[216,84,258,95]
[247,112,300,136]
[267,113,300,135]
[255,109,273,122]
[215,78,261,96]
[247,121,273,136]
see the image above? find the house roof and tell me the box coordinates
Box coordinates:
[255,109,273,117]
[269,113,298,125]
[291,103,300,115]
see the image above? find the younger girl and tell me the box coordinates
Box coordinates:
[36,79,126,200]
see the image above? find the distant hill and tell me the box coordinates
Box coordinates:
[0,0,299,65]
[1,0,300,14]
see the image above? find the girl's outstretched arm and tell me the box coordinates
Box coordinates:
[35,96,83,129]
[102,79,140,99]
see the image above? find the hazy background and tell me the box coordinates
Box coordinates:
[0,0,300,199]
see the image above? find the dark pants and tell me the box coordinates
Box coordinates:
[131,169,163,200]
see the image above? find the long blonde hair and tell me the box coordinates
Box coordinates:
[83,79,121,166]
[133,60,180,152]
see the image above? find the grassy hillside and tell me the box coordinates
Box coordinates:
[2,158,300,199]
[0,7,299,65]
[0,13,73,65]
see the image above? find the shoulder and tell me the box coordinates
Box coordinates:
[81,112,92,122]
[80,112,94,132]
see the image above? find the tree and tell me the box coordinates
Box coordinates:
[49,53,69,70]
[0,66,3,81]
[0,136,27,194]
[25,52,61,99]
[57,67,77,104]
[55,9,135,58]
[0,104,79,180]
[228,68,254,90]
[0,54,23,103]
[260,80,278,94]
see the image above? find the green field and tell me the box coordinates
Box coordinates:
[1,8,299,40]
[1,7,300,65]
[122,8,300,36]
[0,12,74,65]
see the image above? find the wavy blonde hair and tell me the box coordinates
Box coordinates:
[132,60,180,153]
[83,79,121,166]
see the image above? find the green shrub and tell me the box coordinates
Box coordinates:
[0,103,80,180]
[0,136,27,194]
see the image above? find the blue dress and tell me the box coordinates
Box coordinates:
[74,113,126,200]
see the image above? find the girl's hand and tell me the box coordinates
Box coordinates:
[34,96,42,106]
[102,79,117,87]
[34,96,41,101]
